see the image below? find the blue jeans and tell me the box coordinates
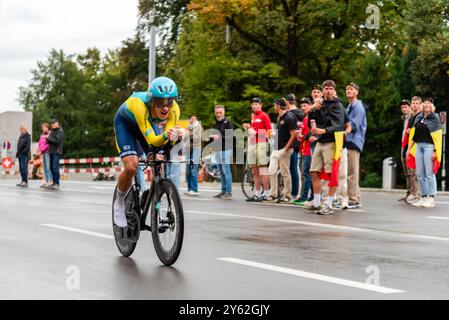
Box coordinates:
[216,150,233,194]
[49,153,61,185]
[166,163,181,188]
[300,155,312,200]
[290,150,299,197]
[42,152,52,183]
[136,165,146,190]
[18,154,29,183]
[415,142,437,196]
[186,148,200,192]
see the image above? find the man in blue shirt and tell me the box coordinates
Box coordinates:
[345,82,367,208]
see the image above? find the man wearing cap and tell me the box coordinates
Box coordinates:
[243,98,272,201]
[267,98,298,202]
[46,118,65,189]
[344,82,367,209]
[403,96,422,204]
[285,94,304,200]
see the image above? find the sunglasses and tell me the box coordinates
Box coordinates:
[153,98,175,109]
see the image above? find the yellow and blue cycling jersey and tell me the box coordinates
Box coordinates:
[114,91,180,158]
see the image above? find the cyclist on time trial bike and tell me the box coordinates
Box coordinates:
[113,76,182,228]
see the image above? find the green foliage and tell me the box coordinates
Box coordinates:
[360,172,382,188]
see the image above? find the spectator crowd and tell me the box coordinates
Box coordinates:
[178,79,442,214]
[12,80,443,214]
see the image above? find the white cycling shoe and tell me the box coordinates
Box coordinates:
[113,200,128,228]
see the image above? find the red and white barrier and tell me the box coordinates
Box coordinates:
[61,167,123,174]
[60,157,121,165]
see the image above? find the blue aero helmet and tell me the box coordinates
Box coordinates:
[148,76,178,99]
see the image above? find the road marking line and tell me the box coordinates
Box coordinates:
[427,216,449,221]
[181,197,212,201]
[218,258,404,294]
[41,223,113,239]
[188,210,449,242]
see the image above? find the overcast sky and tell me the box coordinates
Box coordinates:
[0,0,139,113]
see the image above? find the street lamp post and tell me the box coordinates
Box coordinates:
[149,26,157,84]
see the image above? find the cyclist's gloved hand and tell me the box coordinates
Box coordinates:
[167,128,178,142]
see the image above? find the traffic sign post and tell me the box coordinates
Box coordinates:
[440,112,447,192]
[1,157,13,179]
[1,140,11,159]
[2,157,12,169]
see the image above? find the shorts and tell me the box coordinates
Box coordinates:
[310,142,335,173]
[247,142,269,168]
[114,112,150,159]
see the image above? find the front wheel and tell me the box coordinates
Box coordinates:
[151,179,184,266]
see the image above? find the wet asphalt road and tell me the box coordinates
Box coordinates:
[0,179,449,300]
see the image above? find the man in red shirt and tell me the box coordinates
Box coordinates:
[243,97,272,201]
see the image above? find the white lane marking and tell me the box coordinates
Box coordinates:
[90,186,111,190]
[188,210,449,242]
[181,197,212,201]
[218,258,404,294]
[41,224,113,239]
[427,216,449,221]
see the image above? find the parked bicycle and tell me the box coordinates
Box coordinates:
[241,161,284,202]
[199,153,221,182]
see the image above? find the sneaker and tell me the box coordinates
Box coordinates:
[40,183,49,188]
[278,196,291,203]
[347,201,362,209]
[16,182,28,187]
[421,197,435,208]
[316,204,334,215]
[339,201,349,210]
[398,194,409,202]
[264,196,278,202]
[184,191,198,196]
[333,202,342,209]
[213,192,225,198]
[246,195,259,202]
[412,197,427,207]
[405,194,420,204]
[113,198,127,228]
[304,202,322,211]
[220,193,232,200]
[292,198,307,206]
[48,183,60,190]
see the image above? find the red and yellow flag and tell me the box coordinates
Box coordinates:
[407,127,443,174]
[406,127,416,169]
[431,129,443,173]
[320,131,345,187]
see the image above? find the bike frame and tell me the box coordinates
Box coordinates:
[127,159,192,234]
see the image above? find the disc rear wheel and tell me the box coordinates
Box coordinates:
[112,187,139,257]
